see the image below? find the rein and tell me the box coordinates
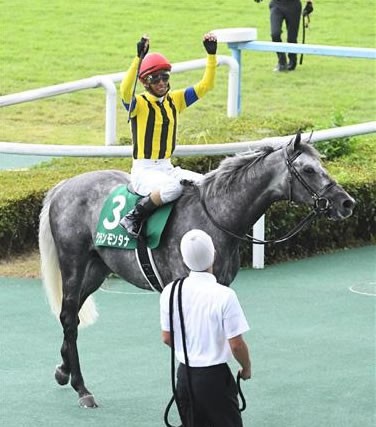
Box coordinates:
[198,144,335,245]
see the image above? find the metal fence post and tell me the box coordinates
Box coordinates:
[252,215,265,269]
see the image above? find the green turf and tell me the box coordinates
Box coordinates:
[0,246,375,426]
[1,0,375,148]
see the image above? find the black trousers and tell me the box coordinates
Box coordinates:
[269,0,302,65]
[176,363,243,427]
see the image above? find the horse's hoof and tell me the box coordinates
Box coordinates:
[78,394,98,408]
[54,365,70,386]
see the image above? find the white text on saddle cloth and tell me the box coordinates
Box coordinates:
[95,232,131,248]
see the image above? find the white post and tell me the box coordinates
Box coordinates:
[211,28,258,116]
[216,56,239,117]
[96,76,117,146]
[252,215,265,269]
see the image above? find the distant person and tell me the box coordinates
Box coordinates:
[119,34,217,238]
[160,229,251,427]
[255,0,314,71]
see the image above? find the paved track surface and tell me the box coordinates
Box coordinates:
[0,153,54,170]
[1,246,375,426]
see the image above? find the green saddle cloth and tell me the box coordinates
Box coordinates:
[95,185,173,250]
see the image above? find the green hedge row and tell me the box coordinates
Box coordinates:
[240,182,375,266]
[0,156,374,263]
[0,191,44,258]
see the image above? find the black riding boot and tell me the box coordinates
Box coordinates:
[287,53,297,71]
[119,195,158,238]
[274,52,287,71]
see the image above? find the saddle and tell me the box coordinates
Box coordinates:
[95,184,173,250]
[95,184,174,292]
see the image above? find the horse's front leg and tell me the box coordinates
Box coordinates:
[60,296,98,408]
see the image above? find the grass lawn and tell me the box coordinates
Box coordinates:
[0,0,375,148]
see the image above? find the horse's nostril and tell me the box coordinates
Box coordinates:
[343,199,355,210]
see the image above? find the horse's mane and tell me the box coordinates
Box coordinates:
[181,140,320,202]
[202,141,320,196]
[200,145,275,198]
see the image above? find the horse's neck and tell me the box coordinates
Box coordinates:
[209,152,286,235]
[220,188,273,234]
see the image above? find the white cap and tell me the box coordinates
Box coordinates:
[180,229,215,272]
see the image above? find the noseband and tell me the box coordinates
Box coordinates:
[199,144,336,245]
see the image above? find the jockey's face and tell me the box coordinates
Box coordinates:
[143,70,170,97]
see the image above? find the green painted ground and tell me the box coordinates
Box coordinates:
[0,154,54,170]
[0,246,375,427]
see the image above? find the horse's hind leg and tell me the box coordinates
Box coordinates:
[55,341,71,386]
[57,254,109,408]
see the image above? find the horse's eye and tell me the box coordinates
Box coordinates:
[303,166,315,174]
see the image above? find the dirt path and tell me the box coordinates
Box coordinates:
[0,250,40,278]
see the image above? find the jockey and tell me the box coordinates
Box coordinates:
[119,33,217,237]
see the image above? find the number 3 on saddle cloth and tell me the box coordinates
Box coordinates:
[95,185,173,292]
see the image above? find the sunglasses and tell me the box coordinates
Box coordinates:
[145,72,170,85]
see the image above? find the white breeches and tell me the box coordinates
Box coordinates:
[131,159,203,203]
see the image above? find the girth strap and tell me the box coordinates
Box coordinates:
[135,233,164,293]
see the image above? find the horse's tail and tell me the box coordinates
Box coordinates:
[39,183,98,328]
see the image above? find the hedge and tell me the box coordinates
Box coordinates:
[0,191,44,258]
[241,181,375,266]
[0,156,374,263]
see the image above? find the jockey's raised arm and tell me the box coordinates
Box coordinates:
[119,33,217,238]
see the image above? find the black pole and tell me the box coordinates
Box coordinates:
[299,15,306,65]
[127,49,147,123]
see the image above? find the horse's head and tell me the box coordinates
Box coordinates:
[285,133,355,220]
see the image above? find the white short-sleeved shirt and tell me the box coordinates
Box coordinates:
[160,271,250,367]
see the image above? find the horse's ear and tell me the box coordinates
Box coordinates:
[293,130,302,151]
[306,130,314,144]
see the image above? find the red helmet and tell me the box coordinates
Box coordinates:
[139,53,171,80]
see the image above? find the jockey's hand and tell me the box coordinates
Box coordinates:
[137,35,149,58]
[203,33,217,55]
[303,1,313,17]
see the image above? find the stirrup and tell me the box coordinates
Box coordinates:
[129,222,145,239]
[119,216,144,238]
[180,179,194,186]
[119,195,157,238]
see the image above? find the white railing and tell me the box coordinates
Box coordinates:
[0,55,239,146]
[227,40,376,114]
[229,40,376,58]
[0,76,118,147]
[1,122,375,157]
[226,40,376,113]
[1,29,375,268]
[1,122,375,269]
[1,39,374,142]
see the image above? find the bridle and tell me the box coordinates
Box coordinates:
[284,144,336,213]
[199,142,336,245]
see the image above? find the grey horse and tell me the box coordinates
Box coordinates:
[39,135,355,408]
